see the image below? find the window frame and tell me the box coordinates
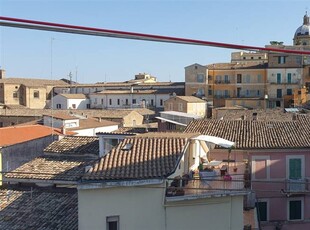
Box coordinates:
[106,215,120,230]
[33,90,40,98]
[286,155,305,180]
[251,156,270,180]
[287,197,304,221]
[256,199,269,222]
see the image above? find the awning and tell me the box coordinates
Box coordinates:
[191,135,235,148]
[155,117,187,126]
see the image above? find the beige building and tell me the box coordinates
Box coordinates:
[78,132,249,230]
[0,69,68,109]
[185,63,267,109]
[164,95,207,117]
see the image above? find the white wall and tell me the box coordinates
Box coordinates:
[89,93,170,109]
[72,125,118,136]
[78,185,166,230]
[78,185,244,230]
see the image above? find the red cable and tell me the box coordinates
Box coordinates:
[1,16,310,55]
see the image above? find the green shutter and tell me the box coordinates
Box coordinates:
[289,159,302,179]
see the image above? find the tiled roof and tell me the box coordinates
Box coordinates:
[44,113,78,120]
[0,125,58,147]
[213,107,309,121]
[174,96,206,103]
[206,63,267,69]
[83,133,195,181]
[0,108,155,118]
[0,78,68,86]
[44,136,99,155]
[0,187,77,230]
[5,155,94,181]
[59,93,87,99]
[184,116,310,149]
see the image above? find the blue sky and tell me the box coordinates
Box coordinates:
[0,0,309,83]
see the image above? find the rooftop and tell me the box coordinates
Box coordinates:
[5,155,95,182]
[0,125,58,147]
[83,133,196,181]
[44,136,99,156]
[0,77,69,87]
[58,93,87,99]
[184,116,310,149]
[171,96,206,103]
[0,187,77,230]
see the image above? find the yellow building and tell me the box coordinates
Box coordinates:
[164,95,206,117]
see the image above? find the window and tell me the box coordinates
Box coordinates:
[109,99,112,105]
[56,104,61,109]
[33,90,39,98]
[276,89,282,98]
[257,74,262,83]
[276,73,281,83]
[252,156,270,180]
[125,99,128,105]
[107,216,119,230]
[288,199,303,221]
[287,89,292,95]
[197,88,204,96]
[160,99,163,106]
[151,99,154,106]
[86,104,90,109]
[257,90,261,96]
[117,99,120,105]
[246,74,250,83]
[178,103,183,111]
[196,74,205,83]
[278,56,286,64]
[101,98,104,104]
[224,75,229,83]
[13,91,18,98]
[237,74,242,83]
[168,103,173,110]
[208,90,212,96]
[224,90,229,97]
[132,99,136,104]
[0,122,3,127]
[256,201,268,222]
[287,73,292,83]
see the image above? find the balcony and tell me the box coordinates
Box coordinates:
[165,162,248,201]
[285,179,308,193]
[215,80,231,84]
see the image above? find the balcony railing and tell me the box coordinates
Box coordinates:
[215,80,231,84]
[285,179,308,192]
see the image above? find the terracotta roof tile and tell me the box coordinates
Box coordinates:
[0,77,69,86]
[174,96,206,103]
[0,188,77,230]
[5,155,94,182]
[59,93,87,99]
[184,116,310,149]
[44,136,99,156]
[0,125,58,147]
[83,133,195,180]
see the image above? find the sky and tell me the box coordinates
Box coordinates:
[0,0,309,83]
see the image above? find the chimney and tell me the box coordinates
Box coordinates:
[0,69,6,79]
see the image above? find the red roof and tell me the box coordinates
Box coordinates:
[0,125,61,147]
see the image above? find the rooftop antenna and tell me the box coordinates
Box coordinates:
[75,66,78,93]
[68,71,72,93]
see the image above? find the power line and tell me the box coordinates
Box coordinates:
[1,16,310,55]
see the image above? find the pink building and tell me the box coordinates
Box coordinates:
[185,115,310,229]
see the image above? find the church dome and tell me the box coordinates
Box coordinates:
[294,13,310,45]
